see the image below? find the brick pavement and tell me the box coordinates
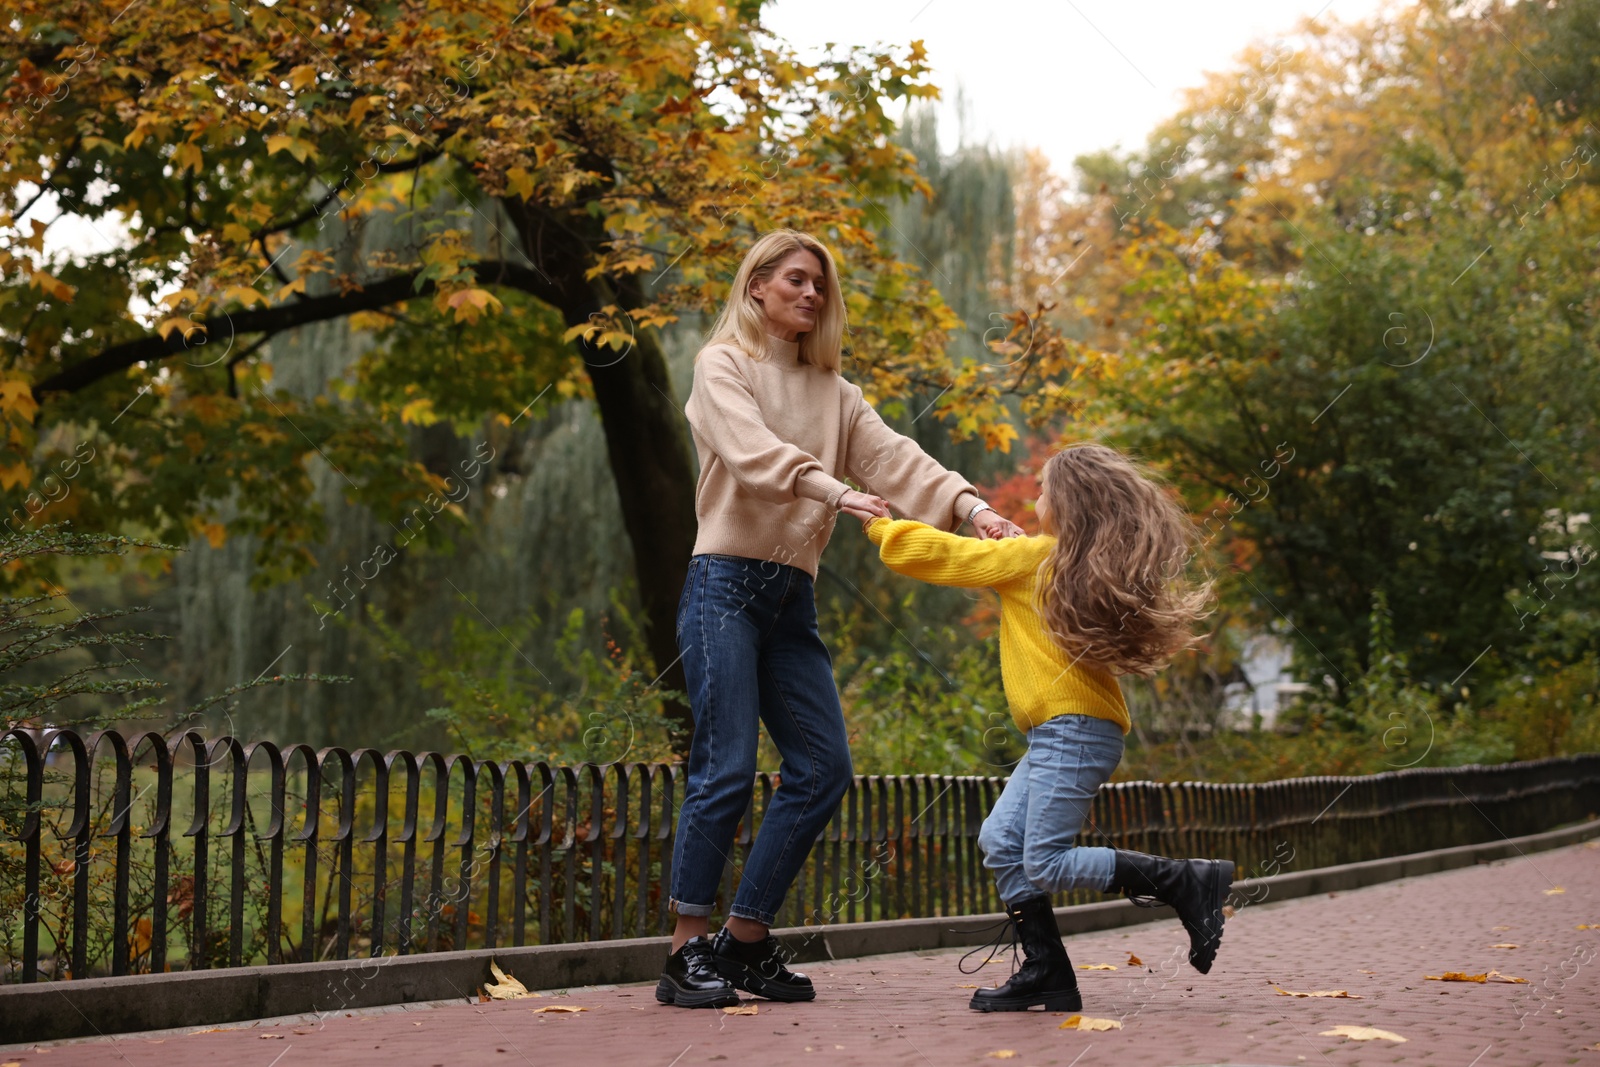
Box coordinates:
[9,840,1598,1067]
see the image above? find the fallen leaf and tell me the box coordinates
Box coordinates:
[986,1053,1019,1060]
[1358,970,1376,974]
[531,1005,587,1013]
[1578,924,1598,930]
[1077,963,1117,970]
[1493,925,1513,931]
[1424,970,1529,984]
[1321,1025,1406,1043]
[1490,943,1519,949]
[956,984,980,988]
[3,1061,21,1066]
[259,1034,284,1040]
[722,1004,758,1015]
[1127,953,1143,967]
[484,960,539,1000]
[1545,886,1566,895]
[1273,986,1362,998]
[1059,1015,1122,1031]
[1583,1042,1600,1051]
[188,1028,230,1035]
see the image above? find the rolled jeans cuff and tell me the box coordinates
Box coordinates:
[727,903,776,925]
[670,897,714,918]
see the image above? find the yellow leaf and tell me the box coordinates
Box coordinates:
[223,285,266,308]
[275,275,306,301]
[29,270,76,302]
[1491,943,1519,949]
[1273,986,1361,998]
[1059,1015,1122,1031]
[506,167,534,201]
[446,287,503,325]
[1579,924,1598,930]
[0,462,30,491]
[1425,972,1485,982]
[1,377,39,422]
[1077,963,1117,970]
[289,65,319,92]
[482,960,538,1000]
[172,141,204,174]
[200,522,227,550]
[399,398,439,426]
[1545,886,1566,895]
[721,1004,758,1015]
[530,1005,586,1013]
[986,1053,1018,1060]
[1320,1025,1406,1043]
[161,288,201,310]
[264,135,314,163]
[349,95,380,126]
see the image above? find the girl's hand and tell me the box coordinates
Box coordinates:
[840,489,891,522]
[973,510,1025,540]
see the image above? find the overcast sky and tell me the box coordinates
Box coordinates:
[764,0,1398,173]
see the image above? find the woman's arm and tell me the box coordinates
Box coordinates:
[843,387,1019,536]
[864,517,1047,589]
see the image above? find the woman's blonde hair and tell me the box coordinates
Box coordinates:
[703,229,846,371]
[1033,443,1214,675]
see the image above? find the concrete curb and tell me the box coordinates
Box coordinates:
[5,817,1596,1045]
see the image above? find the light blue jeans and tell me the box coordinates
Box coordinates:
[978,712,1124,905]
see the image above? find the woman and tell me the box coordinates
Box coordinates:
[656,229,1024,1008]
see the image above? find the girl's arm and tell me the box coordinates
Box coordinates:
[864,517,1047,589]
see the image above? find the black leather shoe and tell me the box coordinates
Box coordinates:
[710,926,816,1002]
[967,895,1082,1013]
[1107,851,1235,974]
[656,934,740,1008]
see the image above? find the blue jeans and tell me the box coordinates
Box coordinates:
[978,712,1124,905]
[668,553,853,926]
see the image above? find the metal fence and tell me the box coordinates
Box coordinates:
[3,727,1597,983]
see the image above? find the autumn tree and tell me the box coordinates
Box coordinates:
[1038,0,1600,692]
[1,1,1084,742]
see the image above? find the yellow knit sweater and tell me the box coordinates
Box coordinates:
[864,518,1130,735]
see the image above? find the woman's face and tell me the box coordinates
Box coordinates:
[750,249,825,341]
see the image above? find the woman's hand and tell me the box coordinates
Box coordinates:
[840,489,891,522]
[973,509,1025,540]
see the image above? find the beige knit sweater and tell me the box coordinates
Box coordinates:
[684,332,984,578]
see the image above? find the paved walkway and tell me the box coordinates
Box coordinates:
[11,840,1599,1066]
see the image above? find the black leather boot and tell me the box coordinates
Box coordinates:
[656,934,741,1008]
[1107,851,1235,974]
[710,926,816,1002]
[967,895,1082,1013]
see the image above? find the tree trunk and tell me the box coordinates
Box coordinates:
[561,291,699,753]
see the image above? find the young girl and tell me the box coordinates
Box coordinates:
[862,442,1229,1013]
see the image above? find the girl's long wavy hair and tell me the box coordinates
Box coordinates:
[702,229,846,371]
[1033,444,1215,675]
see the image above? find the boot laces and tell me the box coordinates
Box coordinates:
[956,915,1021,976]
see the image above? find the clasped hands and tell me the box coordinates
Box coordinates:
[840,490,1025,540]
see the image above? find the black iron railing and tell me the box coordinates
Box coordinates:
[3,728,1597,983]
